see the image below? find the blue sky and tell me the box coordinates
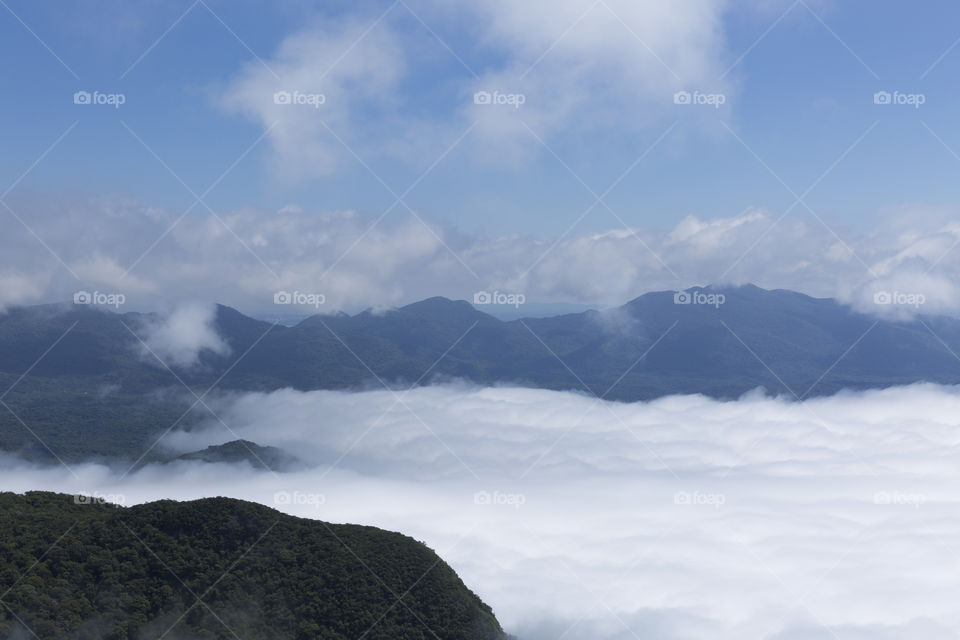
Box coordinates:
[4,0,959,230]
[3,0,960,312]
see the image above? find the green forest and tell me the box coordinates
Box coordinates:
[0,492,507,640]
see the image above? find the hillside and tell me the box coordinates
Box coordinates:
[173,439,306,471]
[0,492,506,640]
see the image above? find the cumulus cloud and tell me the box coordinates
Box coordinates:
[7,383,960,639]
[458,0,732,145]
[138,303,230,368]
[220,0,735,174]
[221,16,406,180]
[5,193,960,318]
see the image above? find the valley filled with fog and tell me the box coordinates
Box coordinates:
[5,382,960,639]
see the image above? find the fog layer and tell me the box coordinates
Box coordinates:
[6,383,960,639]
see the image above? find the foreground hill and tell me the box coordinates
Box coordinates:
[0,492,506,640]
[3,284,960,460]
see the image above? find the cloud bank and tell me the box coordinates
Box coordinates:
[5,194,960,318]
[6,383,960,639]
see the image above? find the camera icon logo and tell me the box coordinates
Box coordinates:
[473,491,491,505]
[73,291,92,304]
[873,91,891,105]
[673,491,692,505]
[73,91,91,105]
[673,291,691,304]
[474,91,492,105]
[673,90,691,105]
[274,491,292,505]
[273,91,292,105]
[274,291,292,304]
[473,291,492,305]
[873,291,892,305]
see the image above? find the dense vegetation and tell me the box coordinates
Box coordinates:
[0,492,506,640]
[173,440,305,470]
[4,284,960,461]
[0,374,194,463]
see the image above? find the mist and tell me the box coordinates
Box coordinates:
[6,382,960,639]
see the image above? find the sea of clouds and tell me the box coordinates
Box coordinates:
[5,382,960,639]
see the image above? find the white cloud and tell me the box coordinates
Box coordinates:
[460,0,732,143]
[7,383,960,638]
[0,270,52,310]
[220,0,735,174]
[5,194,960,319]
[221,16,406,179]
[138,303,230,368]
[665,208,766,249]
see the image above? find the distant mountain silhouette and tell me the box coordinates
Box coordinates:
[3,285,960,460]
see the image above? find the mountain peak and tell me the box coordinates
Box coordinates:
[400,296,492,319]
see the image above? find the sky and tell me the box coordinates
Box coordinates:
[3,0,960,314]
[9,382,960,639]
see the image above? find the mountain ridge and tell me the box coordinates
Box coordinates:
[2,285,960,461]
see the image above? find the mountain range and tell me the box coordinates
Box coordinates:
[2,284,959,461]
